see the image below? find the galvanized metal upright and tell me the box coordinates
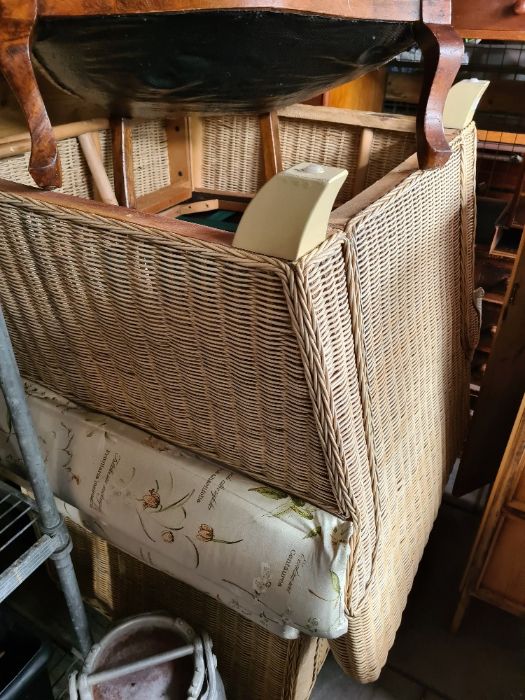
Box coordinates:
[0,303,91,656]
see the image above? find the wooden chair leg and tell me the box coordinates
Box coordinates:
[259,112,283,182]
[0,0,61,189]
[111,117,136,208]
[78,132,118,206]
[414,22,464,170]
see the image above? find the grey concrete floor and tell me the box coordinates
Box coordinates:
[311,501,525,700]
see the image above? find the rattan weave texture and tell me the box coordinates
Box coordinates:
[330,123,478,680]
[200,115,265,194]
[0,137,93,198]
[0,117,477,684]
[280,117,361,203]
[132,120,171,197]
[66,519,328,700]
[198,115,413,202]
[365,129,417,189]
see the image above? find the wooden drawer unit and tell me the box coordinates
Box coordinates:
[454,0,525,40]
[453,395,525,628]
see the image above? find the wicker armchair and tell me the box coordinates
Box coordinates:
[0,106,478,694]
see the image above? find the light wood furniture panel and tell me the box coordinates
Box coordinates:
[0,0,463,188]
[453,394,525,630]
[453,0,525,41]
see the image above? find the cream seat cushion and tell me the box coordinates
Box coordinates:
[0,380,352,639]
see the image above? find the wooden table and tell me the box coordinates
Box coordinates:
[453,394,525,631]
[0,0,464,189]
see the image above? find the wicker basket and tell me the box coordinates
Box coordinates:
[66,519,328,700]
[0,107,478,683]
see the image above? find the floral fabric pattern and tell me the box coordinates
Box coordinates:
[0,381,353,640]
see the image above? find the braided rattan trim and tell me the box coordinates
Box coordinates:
[279,236,360,520]
[342,236,380,616]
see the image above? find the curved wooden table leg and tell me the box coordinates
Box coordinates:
[0,0,61,189]
[415,22,464,170]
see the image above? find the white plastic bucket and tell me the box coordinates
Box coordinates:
[69,613,226,700]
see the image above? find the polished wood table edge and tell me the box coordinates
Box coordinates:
[36,0,433,23]
[458,29,525,40]
[1,0,458,185]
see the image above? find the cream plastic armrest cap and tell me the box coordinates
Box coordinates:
[232,163,348,261]
[443,79,490,130]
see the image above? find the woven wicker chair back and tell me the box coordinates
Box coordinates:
[0,116,477,682]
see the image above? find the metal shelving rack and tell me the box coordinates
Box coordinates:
[0,304,91,657]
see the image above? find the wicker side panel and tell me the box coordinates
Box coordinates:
[365,129,417,190]
[280,118,361,203]
[330,126,476,681]
[199,115,264,193]
[280,118,361,204]
[0,137,93,198]
[198,115,362,200]
[0,196,339,513]
[131,120,171,197]
[67,520,327,700]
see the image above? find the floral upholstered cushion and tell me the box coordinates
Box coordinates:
[0,381,352,639]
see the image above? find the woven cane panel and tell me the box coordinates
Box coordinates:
[301,243,372,603]
[0,137,93,198]
[0,196,339,513]
[280,118,361,204]
[0,154,34,187]
[365,129,417,189]
[131,120,171,197]
[330,126,476,681]
[67,520,327,700]
[200,116,264,193]
[198,115,363,201]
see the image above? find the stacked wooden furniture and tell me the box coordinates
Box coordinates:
[453,130,525,497]
[0,0,468,193]
[471,131,525,401]
[0,106,478,696]
[453,394,525,630]
[454,225,525,497]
